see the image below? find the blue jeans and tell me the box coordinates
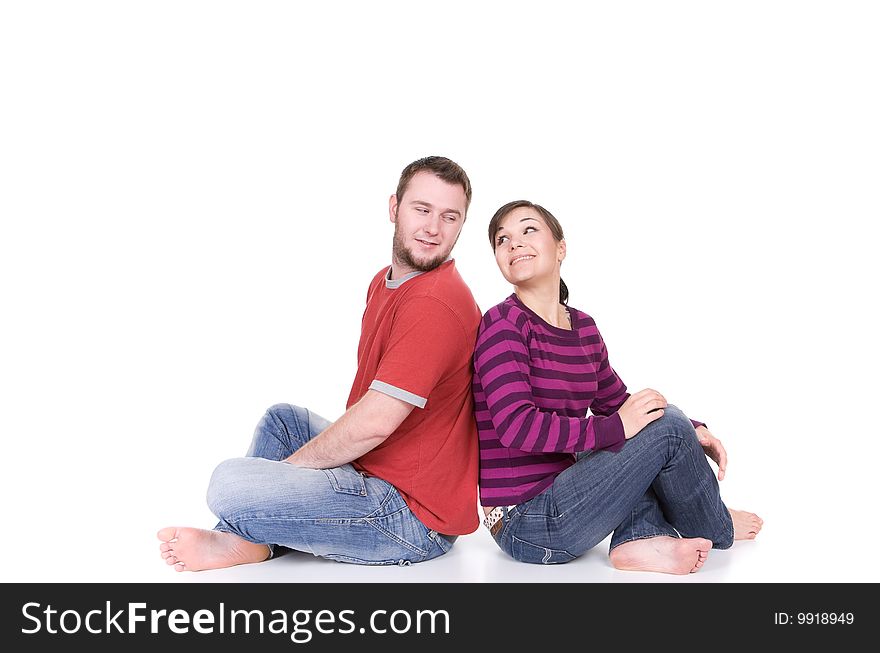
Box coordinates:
[492,405,735,564]
[206,404,456,565]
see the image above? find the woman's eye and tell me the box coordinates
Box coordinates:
[496,235,508,246]
[524,226,537,234]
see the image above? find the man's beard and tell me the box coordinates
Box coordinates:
[392,222,455,273]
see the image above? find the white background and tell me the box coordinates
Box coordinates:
[2,1,878,583]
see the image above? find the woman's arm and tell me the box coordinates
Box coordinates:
[474,317,624,453]
[695,425,728,480]
[586,330,629,417]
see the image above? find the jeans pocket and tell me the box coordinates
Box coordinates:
[510,535,575,565]
[365,506,430,558]
[321,464,367,496]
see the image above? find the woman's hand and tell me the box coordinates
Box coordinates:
[618,388,668,439]
[696,425,727,481]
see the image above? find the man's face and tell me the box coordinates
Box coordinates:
[389,171,467,275]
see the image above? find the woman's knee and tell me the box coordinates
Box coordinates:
[650,404,694,438]
[632,404,697,452]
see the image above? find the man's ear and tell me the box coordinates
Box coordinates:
[389,194,399,223]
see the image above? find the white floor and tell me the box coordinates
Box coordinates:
[153,528,761,585]
[2,486,863,584]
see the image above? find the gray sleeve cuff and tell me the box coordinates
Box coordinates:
[369,380,427,409]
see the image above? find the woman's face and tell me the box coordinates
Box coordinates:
[493,207,565,289]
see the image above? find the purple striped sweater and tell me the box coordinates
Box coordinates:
[473,294,702,506]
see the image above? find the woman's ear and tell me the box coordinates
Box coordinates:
[558,238,567,263]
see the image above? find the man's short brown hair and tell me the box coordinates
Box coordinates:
[396,156,472,214]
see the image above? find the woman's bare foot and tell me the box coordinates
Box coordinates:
[157,527,270,572]
[610,536,712,575]
[730,509,763,540]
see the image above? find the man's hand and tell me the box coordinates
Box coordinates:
[618,388,668,439]
[695,425,727,481]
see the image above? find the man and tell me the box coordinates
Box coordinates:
[158,156,481,569]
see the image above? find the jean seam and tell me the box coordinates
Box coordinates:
[376,483,397,511]
[365,509,429,557]
[323,553,406,566]
[609,530,680,552]
[218,479,398,527]
[221,495,398,524]
[510,535,574,563]
[304,406,316,440]
[220,512,428,557]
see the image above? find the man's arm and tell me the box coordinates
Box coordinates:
[284,389,415,469]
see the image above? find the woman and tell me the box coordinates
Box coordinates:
[473,200,762,573]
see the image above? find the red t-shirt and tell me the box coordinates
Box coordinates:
[348,260,481,535]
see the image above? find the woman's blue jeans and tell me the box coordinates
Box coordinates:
[492,405,735,564]
[206,404,456,565]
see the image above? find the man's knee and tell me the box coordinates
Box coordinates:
[206,458,250,520]
[264,403,308,424]
[261,403,313,436]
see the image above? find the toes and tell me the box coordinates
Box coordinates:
[165,555,179,566]
[157,527,179,542]
[161,551,174,561]
[160,542,172,553]
[174,563,185,572]
[692,551,708,573]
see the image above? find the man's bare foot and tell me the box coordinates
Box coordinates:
[610,536,713,575]
[157,527,270,572]
[730,509,763,540]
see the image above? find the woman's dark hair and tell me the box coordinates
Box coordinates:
[488,200,569,305]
